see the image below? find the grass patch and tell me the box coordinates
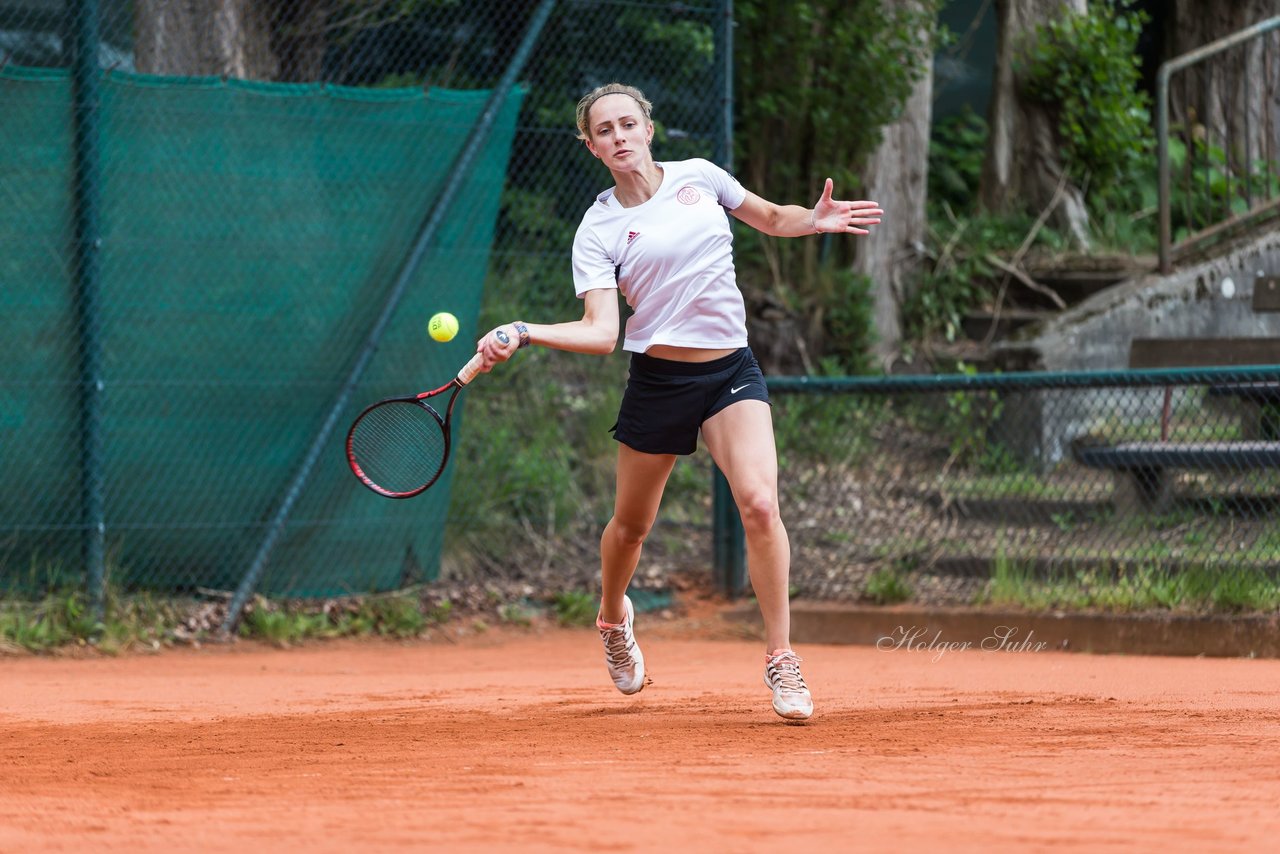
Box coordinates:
[552,590,598,627]
[0,586,196,654]
[0,584,462,654]
[863,566,913,605]
[942,473,1081,502]
[498,601,537,627]
[978,561,1280,614]
[238,591,454,646]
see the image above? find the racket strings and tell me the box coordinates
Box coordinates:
[349,400,448,495]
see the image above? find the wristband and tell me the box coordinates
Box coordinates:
[513,321,531,349]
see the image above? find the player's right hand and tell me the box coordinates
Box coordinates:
[476,325,519,371]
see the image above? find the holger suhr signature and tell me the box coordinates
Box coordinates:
[876,625,1051,662]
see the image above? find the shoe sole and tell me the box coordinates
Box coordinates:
[616,646,645,694]
[773,704,812,721]
[765,673,812,720]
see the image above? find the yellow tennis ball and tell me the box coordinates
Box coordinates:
[428,312,459,343]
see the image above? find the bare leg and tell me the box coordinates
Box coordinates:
[701,400,791,652]
[598,444,677,624]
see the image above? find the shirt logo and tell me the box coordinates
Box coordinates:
[627,231,640,244]
[731,384,750,394]
[676,186,700,205]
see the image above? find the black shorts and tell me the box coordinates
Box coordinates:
[611,348,770,456]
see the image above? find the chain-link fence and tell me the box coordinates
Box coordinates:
[0,0,731,610]
[13,1,1274,620]
[712,366,1280,603]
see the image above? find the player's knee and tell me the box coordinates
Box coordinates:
[735,490,780,532]
[606,516,652,548]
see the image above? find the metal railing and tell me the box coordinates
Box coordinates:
[715,366,1280,598]
[1158,16,1280,273]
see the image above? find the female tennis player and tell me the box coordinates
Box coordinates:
[476,82,882,721]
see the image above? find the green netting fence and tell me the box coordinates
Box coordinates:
[0,66,522,597]
[1,0,732,611]
[4,1,1280,622]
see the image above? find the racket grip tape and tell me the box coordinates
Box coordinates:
[456,330,509,386]
[457,352,485,386]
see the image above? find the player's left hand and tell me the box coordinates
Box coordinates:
[813,178,883,235]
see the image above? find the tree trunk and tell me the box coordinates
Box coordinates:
[979,0,1091,248]
[134,0,336,82]
[1167,0,1279,192]
[854,10,933,366]
[134,0,279,79]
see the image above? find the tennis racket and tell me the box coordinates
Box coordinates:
[346,330,506,499]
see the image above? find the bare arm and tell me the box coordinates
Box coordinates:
[475,287,620,370]
[730,178,883,237]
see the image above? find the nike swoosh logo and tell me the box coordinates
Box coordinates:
[730,384,750,394]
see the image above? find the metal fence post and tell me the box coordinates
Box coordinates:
[714,0,734,172]
[69,0,106,621]
[711,0,744,599]
[712,464,747,597]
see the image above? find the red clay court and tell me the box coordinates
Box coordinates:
[2,609,1278,852]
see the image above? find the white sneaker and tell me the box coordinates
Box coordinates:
[764,649,813,720]
[597,595,645,695]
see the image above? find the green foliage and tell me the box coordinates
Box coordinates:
[0,570,196,654]
[1165,136,1280,240]
[552,590,598,628]
[499,601,537,627]
[239,604,333,646]
[984,549,1037,605]
[1021,1,1154,213]
[937,366,1019,474]
[981,561,1280,613]
[1004,4,1279,256]
[0,588,99,651]
[737,0,942,206]
[237,591,445,645]
[498,188,580,263]
[773,394,890,471]
[821,270,877,374]
[907,213,1064,343]
[863,566,912,605]
[928,107,988,217]
[364,592,431,638]
[0,578,464,653]
[735,0,943,369]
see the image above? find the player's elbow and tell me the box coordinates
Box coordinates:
[579,319,618,355]
[586,331,617,355]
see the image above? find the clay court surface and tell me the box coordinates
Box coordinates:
[3,606,1278,852]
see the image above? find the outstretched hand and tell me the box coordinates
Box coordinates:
[813,178,883,235]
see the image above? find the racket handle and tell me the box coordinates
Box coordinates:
[457,352,485,386]
[456,329,509,386]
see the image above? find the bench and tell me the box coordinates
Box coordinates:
[1074,439,1280,508]
[1129,335,1280,441]
[1072,280,1280,510]
[1205,381,1280,439]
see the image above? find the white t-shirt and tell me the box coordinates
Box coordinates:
[571,158,749,353]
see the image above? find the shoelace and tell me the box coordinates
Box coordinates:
[766,652,808,694]
[601,623,635,667]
